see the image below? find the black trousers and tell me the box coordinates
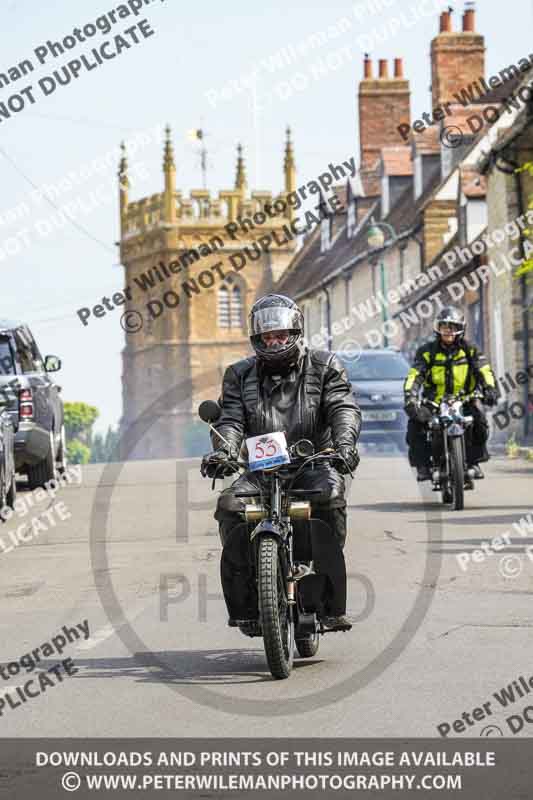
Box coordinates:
[214,464,348,619]
[406,399,490,468]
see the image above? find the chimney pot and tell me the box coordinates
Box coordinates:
[463,5,475,31]
[394,58,404,78]
[364,54,372,79]
[378,59,388,78]
[440,10,452,32]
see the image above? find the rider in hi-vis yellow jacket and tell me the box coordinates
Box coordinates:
[403,306,498,485]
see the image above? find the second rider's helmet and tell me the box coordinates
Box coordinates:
[433,306,466,342]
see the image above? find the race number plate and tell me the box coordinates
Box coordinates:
[247,431,290,471]
[361,410,397,421]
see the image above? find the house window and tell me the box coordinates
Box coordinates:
[230,286,242,327]
[218,284,243,328]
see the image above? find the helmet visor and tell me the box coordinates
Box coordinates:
[249,306,302,336]
[437,320,464,333]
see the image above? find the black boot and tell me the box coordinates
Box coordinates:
[320,615,352,632]
[416,465,431,482]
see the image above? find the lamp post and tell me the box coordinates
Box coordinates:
[366,219,398,347]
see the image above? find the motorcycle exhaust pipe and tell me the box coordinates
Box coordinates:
[288,501,311,520]
[245,504,267,522]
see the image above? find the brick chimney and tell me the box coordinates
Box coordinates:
[430,3,485,108]
[358,56,411,174]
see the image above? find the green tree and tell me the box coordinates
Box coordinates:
[90,432,106,463]
[64,402,99,446]
[66,439,91,464]
[89,425,121,463]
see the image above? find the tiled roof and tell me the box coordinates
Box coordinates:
[275,167,442,302]
[470,72,524,104]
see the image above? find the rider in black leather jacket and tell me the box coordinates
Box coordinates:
[201,294,361,632]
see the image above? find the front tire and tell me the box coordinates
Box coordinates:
[449,437,465,511]
[258,535,294,680]
[27,431,57,490]
[56,425,67,475]
[6,469,16,509]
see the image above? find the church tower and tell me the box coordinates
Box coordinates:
[118,128,298,459]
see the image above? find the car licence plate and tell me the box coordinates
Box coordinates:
[362,410,397,421]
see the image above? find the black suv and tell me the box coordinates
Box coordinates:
[0,396,16,510]
[336,348,409,451]
[0,320,66,488]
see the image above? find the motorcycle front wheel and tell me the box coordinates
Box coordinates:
[449,436,465,511]
[258,535,294,679]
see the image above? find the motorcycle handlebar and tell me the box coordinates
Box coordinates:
[211,448,337,474]
[423,390,484,411]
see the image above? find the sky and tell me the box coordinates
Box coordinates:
[2,0,532,433]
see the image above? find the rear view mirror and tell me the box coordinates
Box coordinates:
[198,400,221,424]
[44,355,61,372]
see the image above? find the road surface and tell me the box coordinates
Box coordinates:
[1,453,532,738]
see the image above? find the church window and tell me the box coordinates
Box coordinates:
[218,285,230,327]
[230,286,242,327]
[218,284,243,329]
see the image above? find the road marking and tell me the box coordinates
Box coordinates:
[76,598,154,651]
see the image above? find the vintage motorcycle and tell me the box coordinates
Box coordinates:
[422,391,483,511]
[198,399,351,680]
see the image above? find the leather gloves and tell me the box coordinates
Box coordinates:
[404,398,419,420]
[332,446,360,475]
[416,405,432,424]
[483,387,498,407]
[405,398,432,424]
[200,449,237,479]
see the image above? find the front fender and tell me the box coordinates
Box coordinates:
[250,519,285,543]
[447,423,464,437]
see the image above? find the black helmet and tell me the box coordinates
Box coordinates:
[434,306,466,339]
[249,294,304,372]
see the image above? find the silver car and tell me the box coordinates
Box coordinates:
[0,320,66,489]
[336,348,409,451]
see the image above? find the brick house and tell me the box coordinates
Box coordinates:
[275,6,533,444]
